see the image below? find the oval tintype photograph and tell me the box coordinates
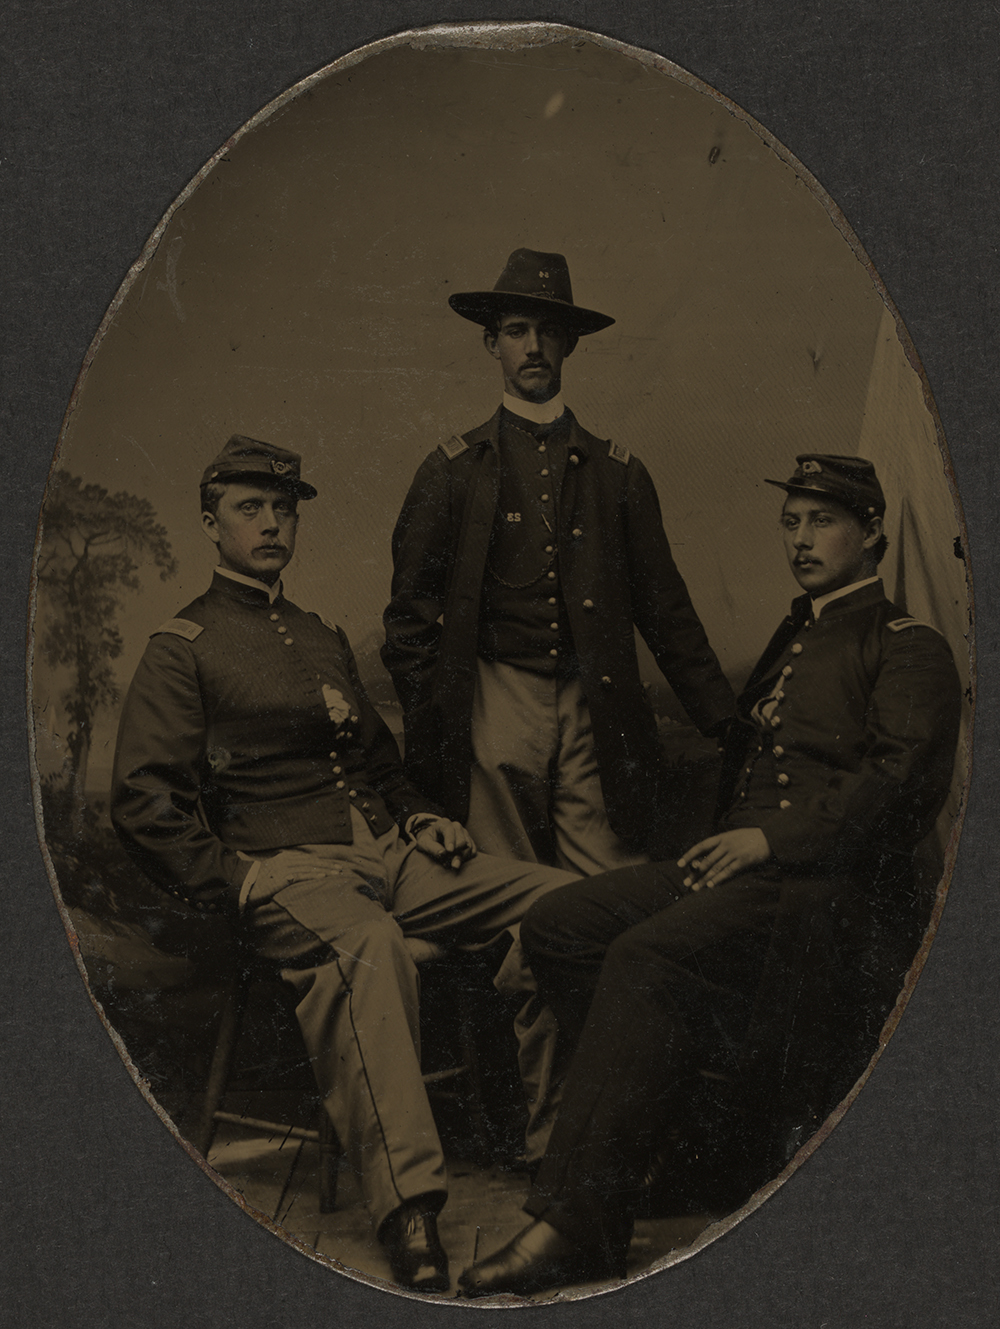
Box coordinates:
[28,22,972,1305]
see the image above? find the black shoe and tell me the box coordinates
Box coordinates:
[379,1200,450,1293]
[458,1219,614,1299]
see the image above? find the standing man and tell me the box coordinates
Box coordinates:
[458,454,963,1297]
[383,248,735,875]
[111,436,578,1295]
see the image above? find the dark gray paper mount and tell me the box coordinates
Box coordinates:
[5,5,997,1328]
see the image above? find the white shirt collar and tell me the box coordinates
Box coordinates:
[811,575,880,619]
[502,391,566,425]
[216,565,283,604]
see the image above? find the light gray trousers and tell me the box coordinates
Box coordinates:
[243,808,577,1231]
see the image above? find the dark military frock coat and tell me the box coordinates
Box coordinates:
[382,406,735,852]
[112,571,442,914]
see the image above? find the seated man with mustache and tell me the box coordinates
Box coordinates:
[111,436,580,1295]
[458,454,962,1297]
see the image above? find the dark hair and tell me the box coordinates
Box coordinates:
[200,482,226,518]
[200,479,299,519]
[781,493,888,564]
[481,308,580,351]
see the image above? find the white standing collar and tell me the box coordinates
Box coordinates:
[216,565,283,604]
[811,576,880,619]
[502,391,566,425]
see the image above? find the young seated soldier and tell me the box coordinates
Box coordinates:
[111,437,579,1295]
[458,454,962,1298]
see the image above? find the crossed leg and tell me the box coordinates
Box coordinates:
[243,817,577,1231]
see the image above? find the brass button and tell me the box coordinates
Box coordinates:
[548,597,557,605]
[775,689,784,700]
[336,780,345,789]
[583,598,594,610]
[550,622,559,631]
[601,675,612,686]
[269,613,279,622]
[773,745,784,757]
[332,765,342,774]
[540,468,550,477]
[779,799,792,809]
[771,716,782,729]
[545,545,554,554]
[791,643,803,655]
[540,493,550,502]
[277,625,286,633]
[777,773,790,787]
[351,715,359,723]
[329,751,338,759]
[782,665,793,677]
[349,789,357,798]
[549,648,558,658]
[284,637,294,646]
[538,444,546,453]
[547,571,556,580]
[570,454,579,464]
[572,528,582,537]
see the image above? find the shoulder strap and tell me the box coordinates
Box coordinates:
[309,611,340,634]
[886,616,942,635]
[608,439,630,465]
[151,618,203,641]
[439,434,470,461]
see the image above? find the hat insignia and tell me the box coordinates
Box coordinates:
[801,460,822,475]
[271,459,292,475]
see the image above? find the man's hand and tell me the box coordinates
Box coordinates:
[414,817,478,871]
[678,828,771,891]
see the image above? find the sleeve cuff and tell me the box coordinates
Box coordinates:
[236,855,261,913]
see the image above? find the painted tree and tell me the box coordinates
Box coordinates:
[35,471,177,826]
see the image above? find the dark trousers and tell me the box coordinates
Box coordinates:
[519,860,845,1266]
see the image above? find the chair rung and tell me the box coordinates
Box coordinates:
[212,1111,320,1142]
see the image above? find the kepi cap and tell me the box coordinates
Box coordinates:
[200,435,317,500]
[448,249,615,335]
[765,454,885,519]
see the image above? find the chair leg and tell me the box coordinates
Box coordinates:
[189,971,248,1159]
[318,1108,340,1213]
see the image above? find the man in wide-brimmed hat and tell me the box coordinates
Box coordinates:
[383,249,735,880]
[382,248,737,1166]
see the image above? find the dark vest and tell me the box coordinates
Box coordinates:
[477,408,578,676]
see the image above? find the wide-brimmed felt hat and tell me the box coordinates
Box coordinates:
[200,435,318,500]
[764,454,885,519]
[448,249,615,335]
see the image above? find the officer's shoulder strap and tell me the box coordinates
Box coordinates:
[886,616,943,636]
[309,611,341,634]
[151,618,204,641]
[439,434,470,461]
[608,438,630,465]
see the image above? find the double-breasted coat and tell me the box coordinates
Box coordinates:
[382,407,735,852]
[514,579,964,1260]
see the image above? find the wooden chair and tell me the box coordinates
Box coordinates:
[188,938,487,1212]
